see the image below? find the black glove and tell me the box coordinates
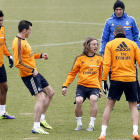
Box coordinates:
[8,56,14,68]
[102,80,108,94]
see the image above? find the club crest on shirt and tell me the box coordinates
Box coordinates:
[126,21,129,25]
[81,61,84,64]
[96,60,99,64]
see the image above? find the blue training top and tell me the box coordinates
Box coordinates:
[100,12,140,54]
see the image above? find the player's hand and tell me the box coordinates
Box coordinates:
[99,91,103,98]
[8,56,14,68]
[33,70,38,77]
[42,53,48,60]
[62,87,67,96]
[102,80,108,94]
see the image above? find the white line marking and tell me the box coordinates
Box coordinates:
[8,41,83,50]
[5,20,104,25]
[9,39,101,49]
[31,41,84,47]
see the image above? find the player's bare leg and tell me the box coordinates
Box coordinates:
[0,82,15,119]
[39,86,54,130]
[129,101,140,139]
[34,92,46,122]
[86,95,98,131]
[99,99,116,138]
[42,86,54,114]
[74,96,83,130]
[0,82,8,105]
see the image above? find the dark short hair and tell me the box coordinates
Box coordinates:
[18,20,32,32]
[0,10,4,17]
[114,25,125,34]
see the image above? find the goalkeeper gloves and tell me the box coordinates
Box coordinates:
[102,80,108,94]
[8,56,14,68]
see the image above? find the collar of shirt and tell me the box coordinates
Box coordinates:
[115,33,126,38]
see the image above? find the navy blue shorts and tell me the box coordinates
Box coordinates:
[0,64,7,83]
[74,85,100,104]
[21,73,49,96]
[108,80,138,102]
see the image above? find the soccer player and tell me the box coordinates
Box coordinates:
[62,37,103,131]
[100,0,140,54]
[0,10,15,119]
[98,25,140,140]
[12,20,54,134]
[100,0,140,109]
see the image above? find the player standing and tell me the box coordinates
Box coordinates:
[12,20,54,134]
[98,25,140,140]
[0,10,15,119]
[62,37,103,131]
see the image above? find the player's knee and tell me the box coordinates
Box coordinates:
[49,90,54,98]
[76,98,83,107]
[90,97,97,106]
[39,95,46,103]
[90,98,97,102]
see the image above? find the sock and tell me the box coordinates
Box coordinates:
[101,125,107,136]
[33,122,40,129]
[40,114,45,121]
[0,105,6,115]
[76,117,82,126]
[133,125,138,135]
[89,117,96,127]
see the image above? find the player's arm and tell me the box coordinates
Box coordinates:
[102,43,111,81]
[2,27,11,57]
[34,53,42,59]
[100,20,110,55]
[62,57,80,96]
[132,18,140,48]
[3,43,12,57]
[3,43,14,68]
[2,27,14,68]
[13,43,35,73]
[134,43,140,67]
[99,57,103,91]
[34,53,49,60]
[102,44,111,94]
[99,59,103,98]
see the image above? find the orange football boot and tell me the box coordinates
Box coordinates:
[133,132,140,140]
[98,134,105,140]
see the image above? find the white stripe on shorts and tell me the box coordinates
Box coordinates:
[30,77,38,94]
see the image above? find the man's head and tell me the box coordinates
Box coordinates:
[113,0,125,17]
[113,25,125,36]
[18,20,32,38]
[83,37,98,55]
[0,10,4,27]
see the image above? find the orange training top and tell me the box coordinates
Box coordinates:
[63,54,103,90]
[12,36,41,77]
[103,36,140,82]
[0,26,11,67]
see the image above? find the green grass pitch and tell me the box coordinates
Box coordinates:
[0,0,140,139]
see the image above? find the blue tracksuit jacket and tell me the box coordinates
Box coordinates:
[100,12,140,54]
